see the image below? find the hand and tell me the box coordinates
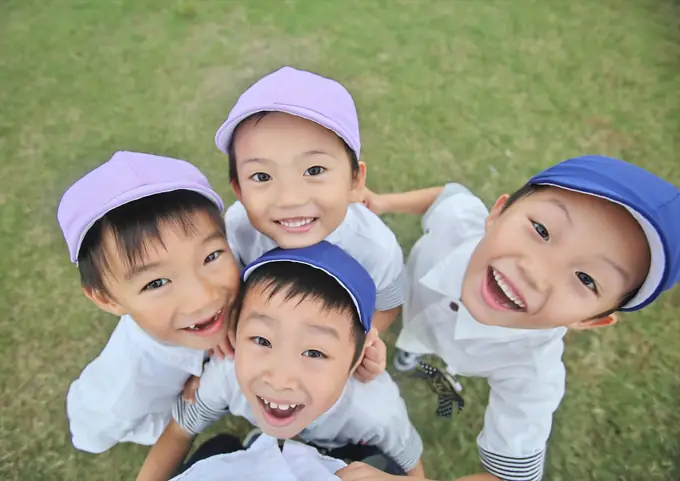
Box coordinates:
[336,462,404,480]
[361,188,388,216]
[182,375,200,404]
[354,327,387,383]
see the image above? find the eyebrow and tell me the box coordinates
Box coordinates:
[599,255,631,284]
[303,322,340,340]
[246,313,341,340]
[124,231,225,281]
[125,261,164,281]
[240,150,336,166]
[546,198,572,224]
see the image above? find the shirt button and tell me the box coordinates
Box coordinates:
[449,301,459,312]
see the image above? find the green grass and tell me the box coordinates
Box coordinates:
[1,0,679,479]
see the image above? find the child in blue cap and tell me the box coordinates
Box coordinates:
[138,242,424,480]
[352,155,680,481]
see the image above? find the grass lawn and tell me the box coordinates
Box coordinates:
[1,0,679,479]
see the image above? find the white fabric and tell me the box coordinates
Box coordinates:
[65,315,205,453]
[396,184,566,472]
[174,358,423,472]
[171,434,346,481]
[225,201,405,310]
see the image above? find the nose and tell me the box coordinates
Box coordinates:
[180,274,220,316]
[517,256,549,293]
[274,178,309,209]
[262,353,298,392]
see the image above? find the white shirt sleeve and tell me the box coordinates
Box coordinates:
[173,358,234,435]
[421,183,488,240]
[477,340,566,481]
[65,317,196,453]
[224,201,253,269]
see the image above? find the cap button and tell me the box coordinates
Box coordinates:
[449,301,459,312]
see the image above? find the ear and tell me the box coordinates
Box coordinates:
[348,337,369,375]
[231,180,242,201]
[569,313,619,331]
[83,287,126,316]
[485,193,510,232]
[349,161,367,203]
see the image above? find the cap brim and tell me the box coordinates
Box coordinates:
[242,258,367,332]
[71,183,223,263]
[215,104,359,157]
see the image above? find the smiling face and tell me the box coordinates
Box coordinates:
[233,266,364,439]
[85,209,241,350]
[231,112,366,248]
[461,186,651,329]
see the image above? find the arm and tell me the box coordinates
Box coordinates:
[474,346,566,481]
[136,420,194,481]
[363,186,444,216]
[371,306,400,333]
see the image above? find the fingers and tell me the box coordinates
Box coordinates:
[182,376,201,404]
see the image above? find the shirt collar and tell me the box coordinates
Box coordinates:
[417,236,566,341]
[124,315,207,376]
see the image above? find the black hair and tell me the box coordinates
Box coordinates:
[502,182,641,314]
[226,112,360,186]
[77,190,225,295]
[230,261,366,367]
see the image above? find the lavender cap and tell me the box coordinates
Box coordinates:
[215,66,361,158]
[57,151,224,264]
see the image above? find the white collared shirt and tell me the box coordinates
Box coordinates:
[171,434,346,481]
[173,357,423,473]
[225,201,405,311]
[396,184,567,481]
[66,315,206,453]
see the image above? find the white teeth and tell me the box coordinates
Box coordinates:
[189,324,196,329]
[279,218,314,228]
[492,269,526,308]
[260,397,297,410]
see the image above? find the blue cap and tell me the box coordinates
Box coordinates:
[529,155,680,311]
[242,241,376,331]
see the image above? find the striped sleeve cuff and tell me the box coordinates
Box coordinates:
[479,446,546,481]
[375,269,405,311]
[390,424,424,473]
[172,392,229,436]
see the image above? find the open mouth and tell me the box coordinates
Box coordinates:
[181,308,225,337]
[485,267,526,312]
[257,395,305,427]
[274,217,317,233]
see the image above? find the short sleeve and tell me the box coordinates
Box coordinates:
[477,340,566,481]
[421,183,488,239]
[173,359,234,435]
[374,240,405,311]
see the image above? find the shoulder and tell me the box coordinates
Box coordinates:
[421,183,488,239]
[68,316,157,410]
[329,204,402,266]
[343,372,407,424]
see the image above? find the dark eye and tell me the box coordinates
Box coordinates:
[205,250,223,263]
[142,278,169,291]
[304,166,325,176]
[576,272,598,293]
[250,172,272,182]
[302,349,326,359]
[251,336,271,347]
[532,221,550,240]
